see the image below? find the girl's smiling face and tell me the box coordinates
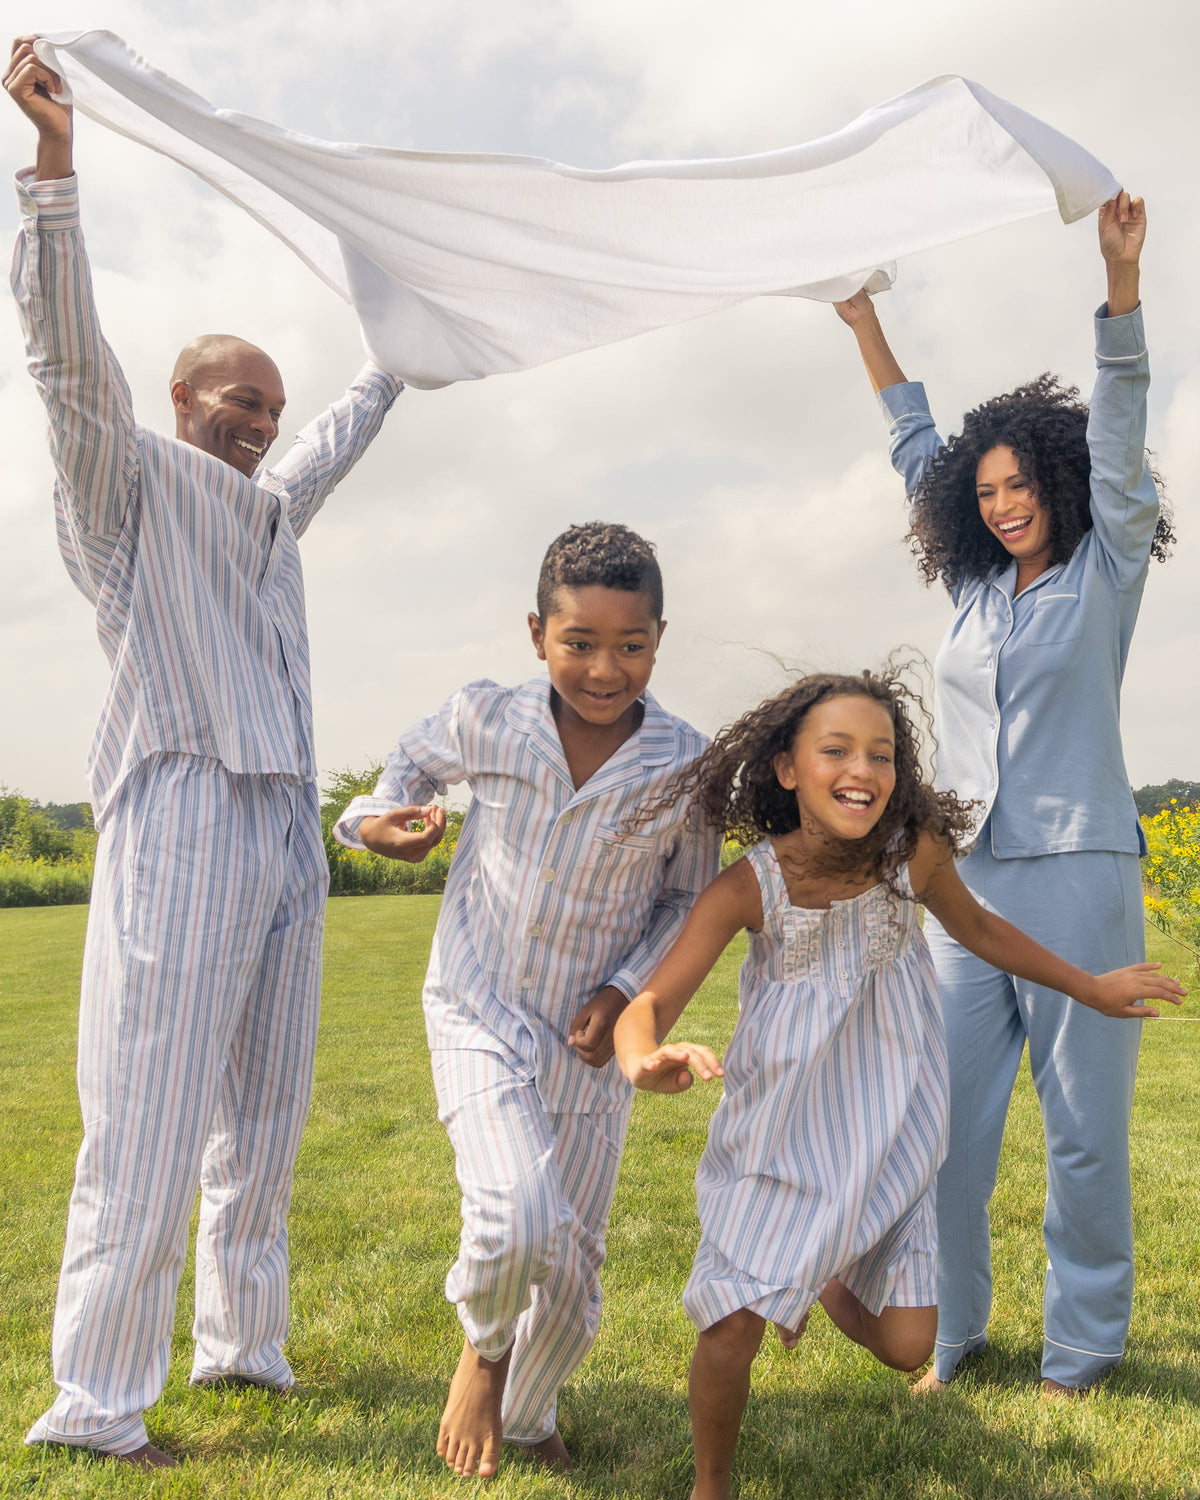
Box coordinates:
[773,694,897,842]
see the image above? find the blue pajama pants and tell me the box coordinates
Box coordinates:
[26,754,327,1455]
[925,844,1143,1388]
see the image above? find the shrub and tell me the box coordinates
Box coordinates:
[1142,801,1200,956]
[0,854,93,907]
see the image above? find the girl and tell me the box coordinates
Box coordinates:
[833,191,1169,1396]
[612,670,1181,1500]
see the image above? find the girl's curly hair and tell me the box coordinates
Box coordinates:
[649,665,976,893]
[909,374,1174,591]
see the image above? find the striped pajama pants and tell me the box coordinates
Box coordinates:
[26,754,327,1456]
[431,1049,630,1444]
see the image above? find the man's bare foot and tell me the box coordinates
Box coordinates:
[92,1442,178,1469]
[437,1338,511,1478]
[911,1367,948,1395]
[524,1429,572,1470]
[1042,1377,1088,1400]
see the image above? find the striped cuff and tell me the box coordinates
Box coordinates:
[15,168,80,230]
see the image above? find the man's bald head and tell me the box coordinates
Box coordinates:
[170,335,287,478]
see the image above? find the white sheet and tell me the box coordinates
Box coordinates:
[35,31,1120,389]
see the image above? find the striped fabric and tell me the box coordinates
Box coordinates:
[683,839,948,1333]
[431,1050,629,1443]
[25,755,328,1454]
[11,169,403,825]
[335,676,722,1114]
[336,676,718,1433]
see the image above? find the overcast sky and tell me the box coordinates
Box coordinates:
[2,0,1196,806]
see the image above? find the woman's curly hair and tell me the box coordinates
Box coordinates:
[647,665,976,894]
[909,374,1174,591]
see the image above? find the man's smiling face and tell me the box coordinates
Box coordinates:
[170,337,286,478]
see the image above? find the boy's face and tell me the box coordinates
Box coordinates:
[528,585,664,730]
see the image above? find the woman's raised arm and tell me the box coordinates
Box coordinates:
[833,288,908,394]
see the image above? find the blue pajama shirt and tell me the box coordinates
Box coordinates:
[877,304,1157,1387]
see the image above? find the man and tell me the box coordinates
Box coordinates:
[6,36,429,1468]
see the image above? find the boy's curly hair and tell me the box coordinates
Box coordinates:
[909,375,1174,591]
[657,665,976,892]
[536,521,663,621]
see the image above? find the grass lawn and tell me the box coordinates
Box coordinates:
[0,898,1197,1498]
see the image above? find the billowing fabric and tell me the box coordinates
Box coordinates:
[924,845,1143,1387]
[335,677,722,1113]
[34,31,1119,388]
[25,755,327,1455]
[431,1048,629,1443]
[684,840,946,1333]
[878,306,1155,857]
[11,170,403,824]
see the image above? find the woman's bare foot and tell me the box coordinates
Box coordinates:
[773,1312,810,1351]
[437,1339,512,1478]
[1041,1377,1088,1400]
[911,1367,947,1395]
[89,1442,178,1468]
[524,1429,572,1469]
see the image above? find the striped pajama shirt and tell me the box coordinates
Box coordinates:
[336,677,721,1442]
[684,839,947,1334]
[13,169,401,1454]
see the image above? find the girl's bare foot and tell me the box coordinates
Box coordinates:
[437,1339,512,1478]
[911,1367,947,1394]
[525,1429,572,1469]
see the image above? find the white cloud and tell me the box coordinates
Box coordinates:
[1,0,1196,803]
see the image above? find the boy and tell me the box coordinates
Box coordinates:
[334,522,720,1478]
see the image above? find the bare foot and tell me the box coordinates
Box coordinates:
[1042,1377,1088,1400]
[437,1338,512,1478]
[911,1367,947,1395]
[525,1429,572,1470]
[773,1312,810,1351]
[102,1443,179,1469]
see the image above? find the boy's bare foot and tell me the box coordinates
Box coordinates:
[1041,1377,1088,1400]
[437,1338,512,1478]
[525,1429,572,1469]
[911,1367,947,1394]
[47,1442,178,1469]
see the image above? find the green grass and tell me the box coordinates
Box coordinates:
[1,901,1198,1498]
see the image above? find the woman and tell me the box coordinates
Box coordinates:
[834,191,1171,1396]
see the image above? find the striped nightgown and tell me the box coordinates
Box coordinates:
[683,839,949,1333]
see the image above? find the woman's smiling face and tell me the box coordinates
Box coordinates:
[975,444,1053,569]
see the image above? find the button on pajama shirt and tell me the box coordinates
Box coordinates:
[13,169,401,1453]
[878,306,1157,1386]
[336,678,720,1442]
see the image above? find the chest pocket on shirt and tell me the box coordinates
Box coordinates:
[581,825,660,894]
[1019,592,1081,647]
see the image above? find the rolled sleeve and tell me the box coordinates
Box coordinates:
[877,380,943,498]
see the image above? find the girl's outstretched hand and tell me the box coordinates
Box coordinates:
[628,1042,724,1094]
[1083,963,1185,1019]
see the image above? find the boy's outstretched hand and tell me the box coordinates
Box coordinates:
[567,986,629,1068]
[626,1042,724,1094]
[358,804,446,862]
[1081,962,1185,1020]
